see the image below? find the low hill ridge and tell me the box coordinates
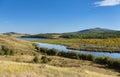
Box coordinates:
[0,34,34,54]
[75,27,116,33]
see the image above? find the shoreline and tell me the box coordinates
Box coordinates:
[33,41,120,53]
[67,47,120,53]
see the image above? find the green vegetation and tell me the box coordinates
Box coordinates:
[33,55,39,63]
[23,33,61,39]
[95,56,120,69]
[61,31,120,39]
[0,45,14,55]
[23,31,120,39]
[61,28,120,39]
[61,27,120,39]
[23,28,120,39]
[41,55,51,63]
[31,38,120,52]
[33,45,120,70]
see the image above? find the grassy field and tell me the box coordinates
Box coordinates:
[0,55,119,77]
[30,38,120,52]
[0,34,119,77]
[0,34,35,55]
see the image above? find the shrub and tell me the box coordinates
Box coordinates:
[10,49,14,55]
[46,48,59,56]
[86,54,95,61]
[95,56,110,64]
[40,47,48,53]
[32,43,40,51]
[35,47,120,70]
[0,50,5,55]
[33,55,39,63]
[58,51,67,57]
[0,46,14,55]
[94,56,120,69]
[65,51,79,59]
[41,55,51,63]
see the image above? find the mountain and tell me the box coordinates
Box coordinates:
[74,28,117,34]
[0,34,35,54]
[2,32,30,37]
[61,28,120,39]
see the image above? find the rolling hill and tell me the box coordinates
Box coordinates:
[74,28,116,33]
[0,34,35,55]
[6,28,120,39]
[61,28,120,39]
[3,32,30,37]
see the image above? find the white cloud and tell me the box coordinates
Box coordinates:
[95,0,120,6]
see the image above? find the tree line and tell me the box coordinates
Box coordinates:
[61,32,120,39]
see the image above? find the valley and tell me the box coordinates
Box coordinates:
[0,28,120,77]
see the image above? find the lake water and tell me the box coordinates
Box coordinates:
[20,37,47,40]
[21,37,120,59]
[37,43,120,59]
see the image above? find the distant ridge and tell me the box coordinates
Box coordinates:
[74,28,117,34]
[61,28,120,39]
[2,32,30,37]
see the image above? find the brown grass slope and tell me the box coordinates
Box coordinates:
[0,57,119,77]
[0,34,35,54]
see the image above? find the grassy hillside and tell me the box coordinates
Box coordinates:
[0,34,119,77]
[0,55,119,77]
[3,32,30,37]
[0,34,35,55]
[75,28,116,33]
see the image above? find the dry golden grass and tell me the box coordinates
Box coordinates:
[0,60,119,77]
[0,34,35,54]
[0,55,119,77]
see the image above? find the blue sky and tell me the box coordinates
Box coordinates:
[0,0,120,34]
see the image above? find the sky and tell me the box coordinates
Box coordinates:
[0,0,120,34]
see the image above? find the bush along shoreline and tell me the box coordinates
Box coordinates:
[33,43,120,71]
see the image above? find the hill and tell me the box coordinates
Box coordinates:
[0,34,35,55]
[22,28,120,39]
[23,33,61,39]
[3,32,30,37]
[61,28,120,39]
[75,28,116,33]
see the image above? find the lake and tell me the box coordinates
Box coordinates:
[20,37,47,40]
[37,43,120,59]
[21,37,120,59]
